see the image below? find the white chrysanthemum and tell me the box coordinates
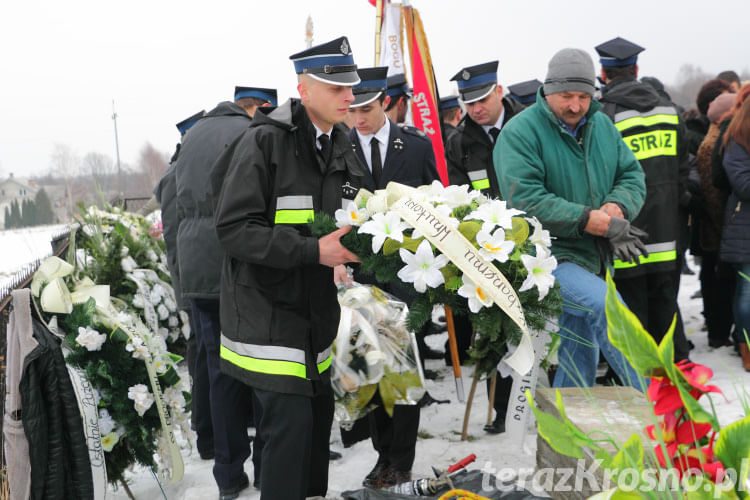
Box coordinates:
[467,200,523,233]
[168,316,179,327]
[397,240,449,293]
[153,355,169,374]
[126,337,149,360]
[150,335,168,354]
[178,310,189,324]
[181,322,191,339]
[164,297,177,313]
[132,293,146,309]
[150,287,163,305]
[147,249,158,262]
[365,191,390,214]
[442,184,472,209]
[359,211,406,253]
[75,326,107,351]
[157,304,170,320]
[115,311,132,326]
[519,244,558,300]
[120,246,129,257]
[98,408,116,435]
[164,386,186,410]
[457,275,494,313]
[526,216,553,248]
[335,200,369,228]
[121,256,137,272]
[127,384,155,417]
[476,228,515,263]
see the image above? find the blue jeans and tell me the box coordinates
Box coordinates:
[733,263,750,343]
[552,262,641,388]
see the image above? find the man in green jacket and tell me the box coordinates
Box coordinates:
[494,48,647,388]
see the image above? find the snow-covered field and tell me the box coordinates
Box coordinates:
[106,259,750,500]
[0,224,72,291]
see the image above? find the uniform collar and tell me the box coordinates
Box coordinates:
[481,106,506,137]
[355,116,390,146]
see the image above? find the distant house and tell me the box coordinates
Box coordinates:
[0,173,39,229]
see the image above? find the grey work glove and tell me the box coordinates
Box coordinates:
[604,216,649,264]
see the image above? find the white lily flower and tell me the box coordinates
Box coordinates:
[359,211,406,253]
[127,384,155,417]
[519,244,558,300]
[98,408,116,435]
[335,200,369,228]
[422,180,447,204]
[526,216,553,248]
[75,326,107,351]
[101,432,120,452]
[457,275,494,313]
[476,228,515,263]
[153,355,169,374]
[126,337,149,360]
[397,240,449,293]
[467,200,524,233]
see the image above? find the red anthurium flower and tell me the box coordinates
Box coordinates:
[653,442,679,468]
[702,459,726,483]
[678,362,724,396]
[647,412,678,442]
[676,420,712,445]
[647,379,684,414]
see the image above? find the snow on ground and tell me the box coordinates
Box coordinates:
[81,259,750,499]
[0,224,72,291]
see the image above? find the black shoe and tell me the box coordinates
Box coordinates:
[380,468,411,488]
[363,462,390,488]
[708,338,734,348]
[199,448,215,460]
[484,419,505,434]
[219,473,249,500]
[329,450,342,460]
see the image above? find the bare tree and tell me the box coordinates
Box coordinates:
[50,143,80,218]
[664,64,715,111]
[82,151,116,194]
[135,142,169,196]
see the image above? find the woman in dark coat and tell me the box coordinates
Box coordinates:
[719,95,750,370]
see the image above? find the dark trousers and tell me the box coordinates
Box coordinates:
[368,391,420,472]
[486,372,513,422]
[186,313,214,458]
[190,299,254,490]
[614,270,686,357]
[254,384,334,500]
[700,251,736,343]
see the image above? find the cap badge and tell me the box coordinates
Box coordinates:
[462,70,470,80]
[340,39,349,55]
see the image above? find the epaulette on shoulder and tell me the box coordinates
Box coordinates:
[398,123,428,139]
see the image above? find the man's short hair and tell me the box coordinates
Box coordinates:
[236,96,269,109]
[717,70,741,86]
[603,64,637,81]
[442,107,460,122]
[385,94,407,112]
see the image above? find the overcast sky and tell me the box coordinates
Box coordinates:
[2,0,748,178]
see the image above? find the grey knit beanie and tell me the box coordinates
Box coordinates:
[543,48,596,96]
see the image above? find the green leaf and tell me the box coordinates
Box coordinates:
[378,378,397,417]
[605,271,663,379]
[356,384,378,410]
[609,433,644,473]
[167,352,183,364]
[507,217,530,245]
[158,366,180,387]
[458,221,481,243]
[109,327,129,343]
[526,390,584,459]
[715,415,750,498]
[683,475,739,500]
[95,359,115,386]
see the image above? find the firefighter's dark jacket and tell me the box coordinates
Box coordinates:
[445,96,525,198]
[599,76,689,276]
[212,98,365,396]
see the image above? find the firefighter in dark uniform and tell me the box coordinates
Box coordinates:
[440,95,462,142]
[343,66,440,489]
[445,60,524,199]
[212,37,364,500]
[596,37,690,360]
[507,79,543,108]
[385,73,411,124]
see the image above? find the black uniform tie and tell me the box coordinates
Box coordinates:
[370,137,383,186]
[489,127,501,144]
[318,133,331,164]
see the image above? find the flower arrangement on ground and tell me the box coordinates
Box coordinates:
[30,204,192,493]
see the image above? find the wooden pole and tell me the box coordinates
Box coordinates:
[374,0,383,66]
[461,373,480,441]
[444,305,464,402]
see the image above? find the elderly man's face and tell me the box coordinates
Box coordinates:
[545,91,591,129]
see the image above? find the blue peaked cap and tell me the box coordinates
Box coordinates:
[234,87,278,107]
